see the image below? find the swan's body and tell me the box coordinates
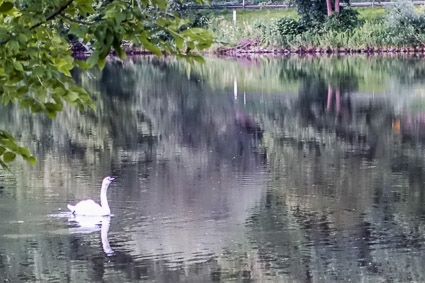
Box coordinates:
[67,176,115,216]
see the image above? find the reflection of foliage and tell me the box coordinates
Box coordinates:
[99,62,136,100]
[185,56,425,96]
[4,57,425,282]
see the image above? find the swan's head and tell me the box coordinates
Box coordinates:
[102,176,115,186]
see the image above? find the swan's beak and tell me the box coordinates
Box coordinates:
[110,177,115,181]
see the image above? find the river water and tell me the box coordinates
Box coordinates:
[1,55,425,282]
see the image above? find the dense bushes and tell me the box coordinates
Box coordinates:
[275,17,305,36]
[255,7,364,47]
[384,0,425,46]
[294,0,327,29]
[324,8,362,32]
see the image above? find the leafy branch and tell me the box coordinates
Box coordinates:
[60,14,94,25]
[30,0,74,30]
[0,0,215,169]
[0,0,74,45]
[0,130,35,169]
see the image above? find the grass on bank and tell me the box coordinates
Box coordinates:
[203,7,384,26]
[207,8,299,22]
[197,4,425,50]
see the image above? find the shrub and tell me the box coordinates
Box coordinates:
[347,21,390,48]
[294,0,328,29]
[254,19,281,45]
[191,13,211,28]
[324,8,362,32]
[384,0,425,45]
[275,17,305,36]
[385,0,425,31]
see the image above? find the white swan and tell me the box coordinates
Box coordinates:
[67,176,115,216]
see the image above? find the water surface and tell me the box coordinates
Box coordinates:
[2,55,425,282]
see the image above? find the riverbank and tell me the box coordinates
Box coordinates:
[214,38,425,55]
[71,4,425,58]
[187,1,425,9]
[72,41,425,60]
[198,3,425,54]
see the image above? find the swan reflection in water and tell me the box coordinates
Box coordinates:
[68,215,115,256]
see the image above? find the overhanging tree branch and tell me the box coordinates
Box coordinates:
[30,0,74,30]
[0,0,74,45]
[60,14,94,25]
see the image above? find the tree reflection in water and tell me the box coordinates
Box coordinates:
[1,55,425,281]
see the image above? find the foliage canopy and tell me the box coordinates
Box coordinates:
[0,0,214,169]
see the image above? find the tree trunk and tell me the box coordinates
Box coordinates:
[326,0,333,16]
[334,0,340,13]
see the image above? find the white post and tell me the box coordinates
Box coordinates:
[234,78,238,100]
[233,10,237,26]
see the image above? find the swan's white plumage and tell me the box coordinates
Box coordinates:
[67,176,115,216]
[68,200,106,215]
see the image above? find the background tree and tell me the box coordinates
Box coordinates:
[293,0,328,27]
[0,0,214,168]
[292,0,356,29]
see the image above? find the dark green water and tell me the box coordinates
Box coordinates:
[2,55,425,282]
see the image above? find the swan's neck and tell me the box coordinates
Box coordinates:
[100,183,111,214]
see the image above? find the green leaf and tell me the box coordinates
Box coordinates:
[76,2,95,15]
[115,12,126,23]
[152,0,167,9]
[16,147,31,158]
[69,24,89,37]
[53,87,66,96]
[98,57,106,70]
[140,34,162,56]
[9,40,19,52]
[32,65,44,76]
[75,60,90,70]
[3,152,16,163]
[0,147,5,156]
[0,2,13,13]
[58,65,72,77]
[12,61,23,71]
[86,52,99,68]
[65,91,79,102]
[175,36,183,51]
[17,33,27,44]
[46,101,60,110]
[31,103,43,113]
[20,98,34,109]
[189,54,206,64]
[112,37,126,58]
[24,156,36,165]
[0,130,14,140]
